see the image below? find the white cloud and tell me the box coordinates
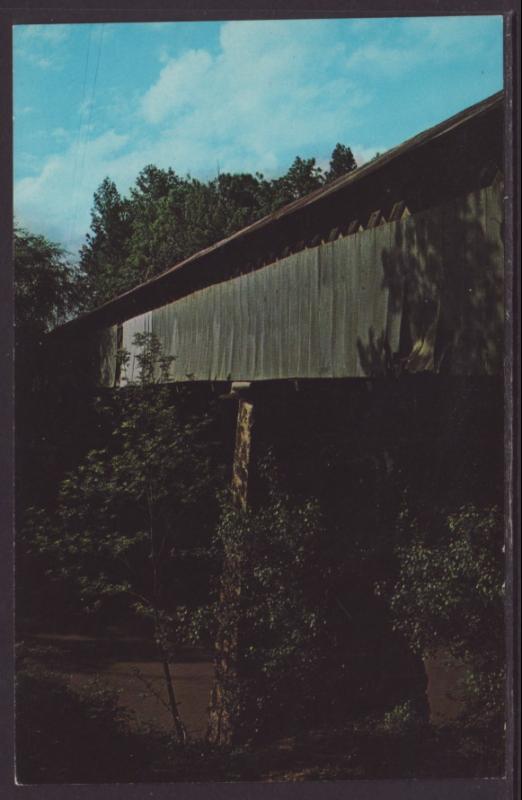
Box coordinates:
[352,144,387,165]
[51,127,71,141]
[78,97,94,116]
[141,49,213,123]
[14,23,70,70]
[16,19,370,254]
[346,15,501,76]
[140,20,364,175]
[14,17,502,256]
[15,130,130,253]
[15,24,70,43]
[17,51,59,70]
[404,15,501,50]
[346,44,418,75]
[146,22,171,32]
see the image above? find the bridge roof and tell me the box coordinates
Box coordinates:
[53,91,503,339]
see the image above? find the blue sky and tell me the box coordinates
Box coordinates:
[13,16,503,259]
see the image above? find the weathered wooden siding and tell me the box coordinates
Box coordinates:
[98,182,503,386]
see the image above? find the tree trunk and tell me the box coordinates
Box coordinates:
[159,647,187,745]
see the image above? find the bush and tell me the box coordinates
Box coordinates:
[381,700,425,735]
[210,455,328,742]
[16,645,164,783]
[390,504,505,773]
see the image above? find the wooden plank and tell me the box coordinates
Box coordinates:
[97,186,500,387]
[388,201,411,222]
[367,209,383,229]
[347,219,362,235]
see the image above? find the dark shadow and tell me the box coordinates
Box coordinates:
[382,185,503,376]
[18,633,212,672]
[356,327,394,378]
[243,374,503,758]
[356,183,503,377]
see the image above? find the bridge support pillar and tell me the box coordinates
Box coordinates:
[207,382,255,746]
[231,392,255,510]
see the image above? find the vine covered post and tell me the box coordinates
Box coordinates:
[207,382,255,745]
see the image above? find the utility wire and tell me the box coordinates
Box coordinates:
[65,23,93,252]
[79,23,104,178]
[68,23,105,257]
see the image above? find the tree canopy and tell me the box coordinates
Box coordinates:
[79,145,357,309]
[326,143,358,182]
[14,227,81,347]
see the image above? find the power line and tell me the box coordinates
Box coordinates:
[65,23,93,252]
[79,23,104,179]
[67,23,105,256]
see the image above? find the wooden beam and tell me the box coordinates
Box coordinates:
[388,201,411,222]
[347,219,363,235]
[327,226,341,242]
[367,209,383,228]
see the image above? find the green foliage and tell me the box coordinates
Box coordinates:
[16,642,163,783]
[22,332,221,642]
[14,227,82,346]
[380,700,425,735]
[79,177,135,306]
[391,504,504,662]
[14,226,89,521]
[390,503,505,763]
[210,455,328,741]
[325,143,357,182]
[269,156,324,206]
[125,165,189,281]
[21,333,225,742]
[79,146,357,307]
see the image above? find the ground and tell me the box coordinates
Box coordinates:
[18,632,213,738]
[15,631,502,783]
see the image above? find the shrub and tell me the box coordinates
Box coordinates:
[210,455,328,742]
[390,504,505,772]
[16,646,161,783]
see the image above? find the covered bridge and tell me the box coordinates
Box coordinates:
[52,91,504,389]
[48,92,505,743]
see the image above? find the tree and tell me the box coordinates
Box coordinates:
[22,333,222,744]
[126,166,189,281]
[14,227,86,515]
[181,173,270,255]
[78,143,358,308]
[389,504,505,768]
[391,504,504,674]
[79,178,134,307]
[325,144,357,183]
[207,455,328,745]
[15,227,81,348]
[270,156,324,208]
